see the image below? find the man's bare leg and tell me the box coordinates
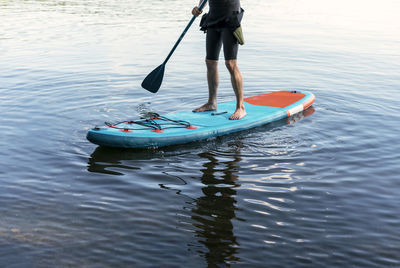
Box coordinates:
[225,59,246,120]
[193,59,219,112]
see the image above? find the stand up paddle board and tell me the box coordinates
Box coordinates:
[87,90,315,148]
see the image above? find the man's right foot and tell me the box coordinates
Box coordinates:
[192,103,217,113]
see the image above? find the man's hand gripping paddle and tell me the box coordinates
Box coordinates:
[141,0,207,93]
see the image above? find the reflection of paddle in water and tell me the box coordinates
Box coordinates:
[191,151,242,266]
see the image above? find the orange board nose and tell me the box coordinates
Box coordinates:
[244,91,306,108]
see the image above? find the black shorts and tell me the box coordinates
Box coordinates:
[206,27,238,61]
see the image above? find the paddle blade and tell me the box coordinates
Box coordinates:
[141,64,165,93]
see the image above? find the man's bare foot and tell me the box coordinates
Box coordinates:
[229,107,246,120]
[192,103,217,113]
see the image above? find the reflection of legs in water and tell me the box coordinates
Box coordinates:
[191,152,242,266]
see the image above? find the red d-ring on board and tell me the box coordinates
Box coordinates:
[186,125,197,129]
[152,129,164,133]
[121,129,132,132]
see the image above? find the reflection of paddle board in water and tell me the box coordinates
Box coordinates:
[87,90,315,148]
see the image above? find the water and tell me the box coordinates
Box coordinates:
[1,0,400,266]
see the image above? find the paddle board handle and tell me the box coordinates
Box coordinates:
[163,0,208,64]
[211,111,228,116]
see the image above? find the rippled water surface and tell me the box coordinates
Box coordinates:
[1,0,400,267]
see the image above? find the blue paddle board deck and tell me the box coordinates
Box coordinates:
[87,90,315,148]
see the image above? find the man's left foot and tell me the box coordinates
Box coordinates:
[229,107,246,120]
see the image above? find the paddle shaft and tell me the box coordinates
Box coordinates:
[163,0,207,64]
[141,0,207,92]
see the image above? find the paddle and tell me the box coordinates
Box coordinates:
[141,0,208,93]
